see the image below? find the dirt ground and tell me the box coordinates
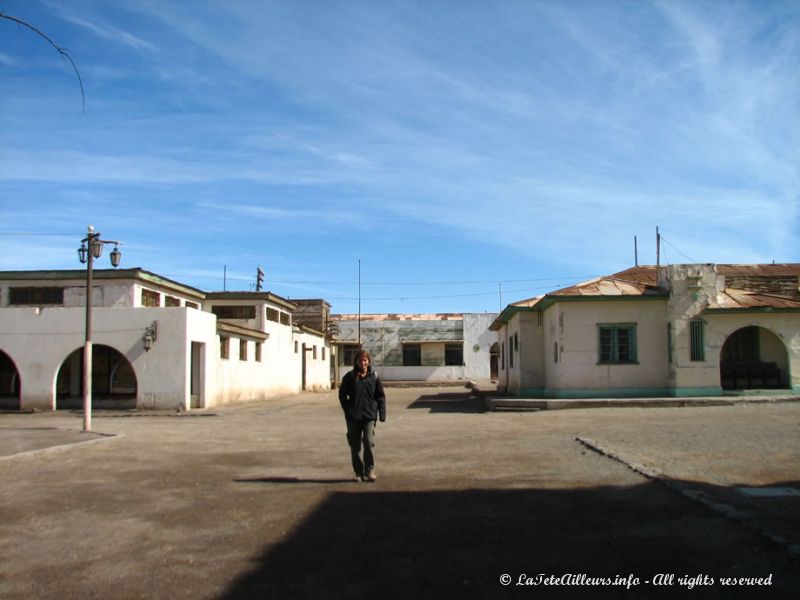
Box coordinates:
[1,386,798,599]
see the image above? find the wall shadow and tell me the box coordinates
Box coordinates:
[217,480,798,599]
[406,391,486,413]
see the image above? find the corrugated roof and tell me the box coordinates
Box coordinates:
[708,289,800,310]
[717,264,800,277]
[548,275,663,298]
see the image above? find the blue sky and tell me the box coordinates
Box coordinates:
[1,0,798,315]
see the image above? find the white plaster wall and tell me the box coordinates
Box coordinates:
[463,313,498,380]
[0,306,201,410]
[548,300,669,391]
[295,330,332,392]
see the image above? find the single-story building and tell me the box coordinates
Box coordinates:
[0,268,330,411]
[491,263,800,398]
[331,312,498,383]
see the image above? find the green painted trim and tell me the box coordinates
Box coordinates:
[511,386,745,399]
[518,387,546,397]
[518,388,673,399]
[705,307,800,314]
[490,305,539,330]
[670,386,722,397]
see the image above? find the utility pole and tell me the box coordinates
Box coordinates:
[357,259,361,347]
[256,266,264,291]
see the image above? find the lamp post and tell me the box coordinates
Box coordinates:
[77,225,122,432]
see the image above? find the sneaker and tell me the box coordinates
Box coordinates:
[352,474,363,482]
[364,471,377,482]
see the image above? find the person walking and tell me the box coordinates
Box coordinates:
[338,349,386,482]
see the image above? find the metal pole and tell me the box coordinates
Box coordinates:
[83,227,94,432]
[357,259,361,347]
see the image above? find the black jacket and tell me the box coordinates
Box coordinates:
[339,367,386,422]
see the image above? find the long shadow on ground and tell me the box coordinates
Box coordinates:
[407,391,486,413]
[218,480,796,599]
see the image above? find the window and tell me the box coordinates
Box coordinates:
[403,343,421,366]
[342,344,360,366]
[722,326,759,362]
[239,339,248,361]
[313,345,318,360]
[294,340,299,353]
[322,347,326,361]
[165,296,181,307]
[598,324,637,363]
[255,342,262,362]
[444,343,463,366]
[186,301,199,310]
[514,334,519,351]
[9,287,64,305]
[554,342,559,364]
[508,338,514,368]
[267,308,280,322]
[500,343,504,370]
[690,320,704,361]
[280,312,291,326]
[212,305,256,319]
[141,289,160,307]
[220,337,230,359]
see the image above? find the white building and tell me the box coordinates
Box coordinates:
[331,313,498,383]
[0,269,330,411]
[491,264,800,398]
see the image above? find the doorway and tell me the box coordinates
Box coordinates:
[0,350,20,410]
[56,345,137,409]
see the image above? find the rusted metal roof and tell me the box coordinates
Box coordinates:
[717,264,800,277]
[548,275,663,298]
[708,289,800,310]
[511,295,544,308]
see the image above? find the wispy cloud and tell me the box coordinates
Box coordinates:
[1,0,798,311]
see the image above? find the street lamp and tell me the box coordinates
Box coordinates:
[77,225,122,432]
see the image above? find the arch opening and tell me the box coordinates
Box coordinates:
[0,350,21,410]
[56,345,137,409]
[720,326,789,390]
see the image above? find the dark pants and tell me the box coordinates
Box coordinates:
[346,418,375,476]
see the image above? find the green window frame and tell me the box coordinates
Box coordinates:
[598,324,637,364]
[690,320,705,362]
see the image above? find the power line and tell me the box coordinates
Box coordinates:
[659,235,699,264]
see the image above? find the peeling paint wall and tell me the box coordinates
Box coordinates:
[333,313,497,381]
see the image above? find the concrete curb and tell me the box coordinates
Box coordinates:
[575,436,800,560]
[0,430,121,461]
[485,395,800,412]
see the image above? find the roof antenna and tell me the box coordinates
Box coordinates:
[634,235,639,267]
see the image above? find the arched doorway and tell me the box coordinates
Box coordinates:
[0,350,21,410]
[56,345,137,409]
[720,326,789,390]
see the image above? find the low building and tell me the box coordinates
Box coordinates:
[0,269,330,411]
[331,313,498,383]
[491,264,800,398]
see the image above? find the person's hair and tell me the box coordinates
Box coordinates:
[353,349,371,369]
